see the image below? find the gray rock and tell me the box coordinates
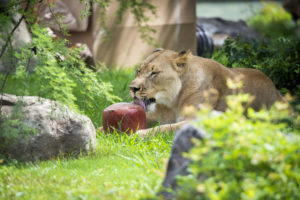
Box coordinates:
[0,13,37,74]
[75,43,95,70]
[160,124,205,198]
[196,17,262,56]
[38,0,89,32]
[0,93,96,162]
[197,17,261,42]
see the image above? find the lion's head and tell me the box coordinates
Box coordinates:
[130,49,191,112]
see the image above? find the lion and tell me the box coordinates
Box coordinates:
[130,48,283,137]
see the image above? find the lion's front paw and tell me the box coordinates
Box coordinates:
[136,129,151,138]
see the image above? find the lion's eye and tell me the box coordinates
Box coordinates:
[136,70,141,76]
[150,71,159,77]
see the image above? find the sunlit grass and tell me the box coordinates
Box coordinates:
[0,67,174,199]
[91,67,136,127]
[0,130,174,199]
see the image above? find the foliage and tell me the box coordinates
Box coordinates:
[96,67,136,125]
[247,2,298,38]
[0,101,38,155]
[0,130,174,199]
[0,0,156,128]
[174,89,300,200]
[1,24,119,128]
[212,37,300,101]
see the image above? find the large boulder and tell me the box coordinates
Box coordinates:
[0,94,96,162]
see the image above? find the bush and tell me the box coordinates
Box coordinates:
[0,101,38,149]
[212,37,300,102]
[95,67,136,126]
[175,91,300,200]
[0,0,156,128]
[1,24,119,128]
[247,2,297,38]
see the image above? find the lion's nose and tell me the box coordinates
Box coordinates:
[130,86,140,93]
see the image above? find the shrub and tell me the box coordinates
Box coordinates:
[0,0,157,128]
[212,37,300,102]
[1,24,120,127]
[93,67,136,127]
[247,2,297,38]
[0,101,38,159]
[175,91,300,200]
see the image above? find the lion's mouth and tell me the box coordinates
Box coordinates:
[134,97,156,111]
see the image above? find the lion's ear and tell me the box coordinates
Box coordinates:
[152,48,164,53]
[174,50,191,73]
[178,49,191,57]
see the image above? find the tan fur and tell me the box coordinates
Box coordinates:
[130,49,282,136]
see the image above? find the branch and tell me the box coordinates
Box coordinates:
[0,71,10,109]
[0,0,31,59]
[0,0,31,114]
[47,2,67,34]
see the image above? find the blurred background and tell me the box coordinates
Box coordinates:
[34,0,298,68]
[196,0,282,20]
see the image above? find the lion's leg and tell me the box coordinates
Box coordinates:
[97,121,188,138]
[136,121,188,138]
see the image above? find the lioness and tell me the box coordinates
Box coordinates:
[130,49,283,137]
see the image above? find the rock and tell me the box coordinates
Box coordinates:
[74,43,95,70]
[160,124,205,198]
[0,13,37,74]
[0,94,96,162]
[197,17,261,42]
[196,17,261,56]
[38,0,89,32]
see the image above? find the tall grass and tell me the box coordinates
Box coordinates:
[94,68,136,127]
[0,130,174,200]
[0,67,176,199]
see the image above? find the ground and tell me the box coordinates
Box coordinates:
[0,132,174,200]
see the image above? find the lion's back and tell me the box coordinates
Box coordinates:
[231,68,282,110]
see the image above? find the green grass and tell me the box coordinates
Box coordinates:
[95,67,136,127]
[0,67,175,199]
[98,67,136,103]
[0,131,174,199]
[1,63,136,129]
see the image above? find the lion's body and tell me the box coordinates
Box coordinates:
[130,49,282,125]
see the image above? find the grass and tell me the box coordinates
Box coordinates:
[98,67,136,104]
[0,68,174,199]
[95,67,136,127]
[0,131,174,200]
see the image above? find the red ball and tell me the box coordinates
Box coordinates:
[102,102,146,134]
